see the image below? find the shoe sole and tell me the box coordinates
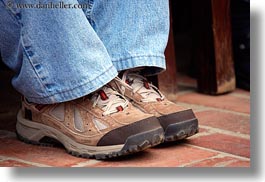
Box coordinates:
[16,110,164,160]
[163,118,199,142]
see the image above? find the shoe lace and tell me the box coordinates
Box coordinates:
[91,85,129,116]
[121,70,165,102]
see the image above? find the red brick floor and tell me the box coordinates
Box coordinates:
[0,72,250,167]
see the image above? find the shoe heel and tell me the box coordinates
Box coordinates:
[16,110,46,145]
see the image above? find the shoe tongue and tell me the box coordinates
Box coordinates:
[92,84,128,115]
[123,71,163,102]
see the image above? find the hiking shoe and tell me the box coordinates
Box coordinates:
[16,83,164,159]
[110,70,199,142]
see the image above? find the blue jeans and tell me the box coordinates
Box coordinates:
[0,0,169,104]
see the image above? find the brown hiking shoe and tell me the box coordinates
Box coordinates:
[110,70,199,142]
[16,83,164,159]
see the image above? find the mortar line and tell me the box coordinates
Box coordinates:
[230,93,250,99]
[72,159,101,167]
[184,144,250,161]
[0,155,51,167]
[175,101,250,117]
[214,159,239,167]
[198,125,250,139]
[179,153,236,167]
[179,154,221,167]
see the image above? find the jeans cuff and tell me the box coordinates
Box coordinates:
[112,55,166,76]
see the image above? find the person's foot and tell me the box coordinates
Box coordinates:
[16,82,164,159]
[110,70,199,142]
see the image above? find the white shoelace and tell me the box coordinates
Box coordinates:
[91,86,129,116]
[121,70,165,102]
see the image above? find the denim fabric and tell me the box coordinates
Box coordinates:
[0,0,169,104]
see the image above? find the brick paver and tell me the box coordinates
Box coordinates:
[177,92,250,114]
[184,155,249,167]
[195,110,250,134]
[89,145,219,167]
[0,73,250,167]
[188,133,250,158]
[0,134,88,167]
